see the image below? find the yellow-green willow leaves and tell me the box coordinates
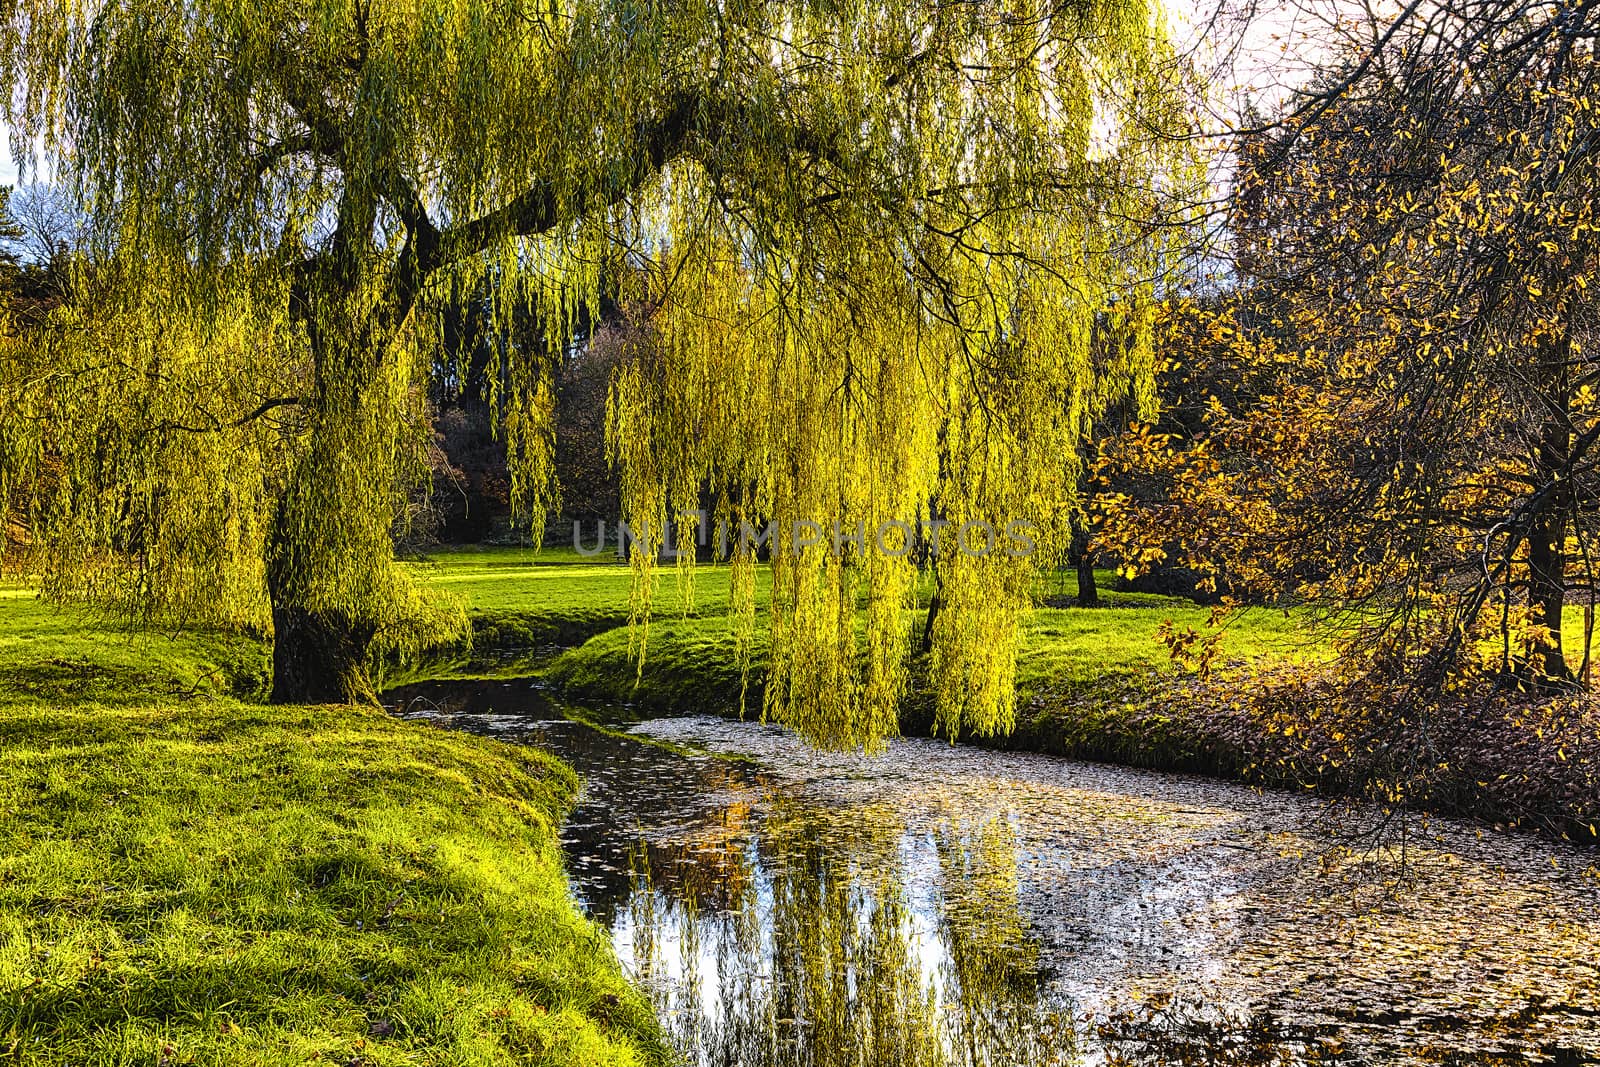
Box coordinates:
[608,71,1190,747]
[1,0,1197,724]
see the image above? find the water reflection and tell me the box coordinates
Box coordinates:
[384,681,1600,1067]
[622,801,1079,1067]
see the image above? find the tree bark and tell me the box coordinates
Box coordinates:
[1071,529,1101,607]
[1525,485,1572,685]
[265,197,392,706]
[269,602,378,705]
[919,586,943,655]
[1524,364,1574,686]
[1077,553,1100,607]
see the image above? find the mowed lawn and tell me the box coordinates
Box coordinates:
[405,547,1331,713]
[415,547,1600,704]
[0,585,269,704]
[407,548,752,660]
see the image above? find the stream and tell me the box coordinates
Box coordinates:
[385,678,1600,1066]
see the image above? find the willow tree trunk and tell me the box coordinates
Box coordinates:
[269,602,378,704]
[267,251,390,706]
[264,446,383,705]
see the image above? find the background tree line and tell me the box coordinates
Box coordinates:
[1096,0,1600,698]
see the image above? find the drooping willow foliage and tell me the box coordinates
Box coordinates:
[0,0,1198,729]
[605,8,1199,746]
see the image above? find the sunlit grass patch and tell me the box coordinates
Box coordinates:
[1017,602,1322,692]
[542,589,1325,724]
[0,577,269,704]
[544,615,766,717]
[0,698,669,1066]
[0,575,667,1066]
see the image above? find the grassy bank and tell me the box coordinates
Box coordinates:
[533,568,1318,718]
[0,586,270,704]
[0,582,668,1066]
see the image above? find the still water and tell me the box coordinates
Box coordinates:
[386,679,1600,1066]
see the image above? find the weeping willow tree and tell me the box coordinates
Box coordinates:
[0,0,1197,728]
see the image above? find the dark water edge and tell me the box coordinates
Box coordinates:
[384,677,1600,1067]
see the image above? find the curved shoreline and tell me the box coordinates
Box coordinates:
[513,614,1600,848]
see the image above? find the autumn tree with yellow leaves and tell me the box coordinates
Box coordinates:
[1101,0,1600,698]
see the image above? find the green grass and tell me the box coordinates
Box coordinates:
[543,616,765,716]
[518,551,1327,719]
[0,585,270,704]
[1015,602,1317,691]
[414,547,741,627]
[0,581,668,1067]
[10,546,1590,1065]
[407,549,1319,708]
[393,548,757,682]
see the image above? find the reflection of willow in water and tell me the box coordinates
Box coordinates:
[622,797,1079,1067]
[934,816,1076,1065]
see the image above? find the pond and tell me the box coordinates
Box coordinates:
[385,678,1600,1066]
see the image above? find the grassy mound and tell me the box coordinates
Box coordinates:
[544,616,766,716]
[0,586,270,704]
[0,581,668,1066]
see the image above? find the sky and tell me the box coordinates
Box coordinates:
[1168,0,1368,127]
[0,132,52,188]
